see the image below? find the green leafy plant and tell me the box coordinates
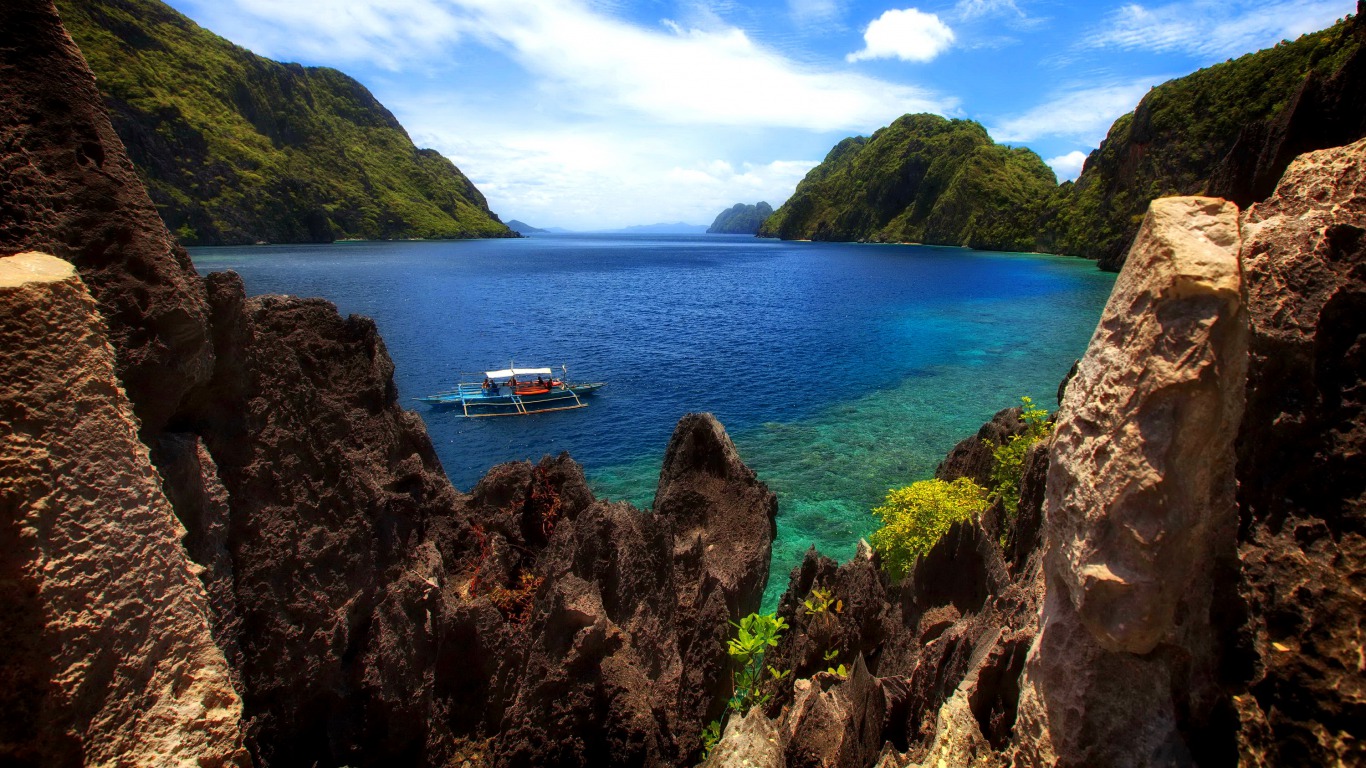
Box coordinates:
[802,587,842,623]
[699,612,789,762]
[727,613,788,713]
[869,477,990,581]
[988,396,1053,516]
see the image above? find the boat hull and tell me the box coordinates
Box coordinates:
[417,382,604,415]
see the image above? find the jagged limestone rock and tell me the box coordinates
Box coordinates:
[1232,136,1366,764]
[1015,196,1249,766]
[0,252,247,766]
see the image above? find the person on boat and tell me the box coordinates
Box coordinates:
[536,375,545,388]
[482,377,492,391]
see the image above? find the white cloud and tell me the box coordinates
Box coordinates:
[1045,150,1089,181]
[1082,0,1354,59]
[400,101,819,229]
[789,0,844,24]
[954,0,1024,20]
[847,8,956,63]
[988,77,1163,145]
[185,0,953,132]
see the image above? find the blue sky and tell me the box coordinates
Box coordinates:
[162,0,1356,230]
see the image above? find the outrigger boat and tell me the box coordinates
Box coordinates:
[417,364,604,417]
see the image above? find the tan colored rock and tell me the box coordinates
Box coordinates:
[1232,137,1366,763]
[0,252,247,766]
[702,708,785,768]
[1015,197,1249,766]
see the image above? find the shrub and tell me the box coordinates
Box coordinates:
[988,396,1052,516]
[870,477,990,580]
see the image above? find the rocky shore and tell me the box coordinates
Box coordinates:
[2,1,1362,766]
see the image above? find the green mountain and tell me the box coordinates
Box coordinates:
[758,115,1056,252]
[763,12,1364,270]
[56,0,515,245]
[707,202,772,234]
[1040,11,1363,268]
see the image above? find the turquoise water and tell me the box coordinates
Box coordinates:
[192,234,1114,607]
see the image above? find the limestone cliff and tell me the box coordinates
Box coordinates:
[0,252,246,766]
[0,0,214,438]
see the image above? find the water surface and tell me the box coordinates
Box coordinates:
[193,233,1114,606]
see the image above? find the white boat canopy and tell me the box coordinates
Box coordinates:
[486,367,553,378]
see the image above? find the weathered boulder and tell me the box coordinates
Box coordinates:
[1015,196,1248,766]
[0,252,246,766]
[0,0,213,437]
[1231,136,1366,763]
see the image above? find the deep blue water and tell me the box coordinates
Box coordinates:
[192,233,1114,606]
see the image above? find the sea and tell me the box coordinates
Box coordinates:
[192,233,1115,608]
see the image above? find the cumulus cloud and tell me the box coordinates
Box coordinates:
[846,8,956,63]
[1045,150,1089,181]
[988,77,1164,145]
[1082,0,1353,59]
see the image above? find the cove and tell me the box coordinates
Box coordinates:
[193,233,1114,606]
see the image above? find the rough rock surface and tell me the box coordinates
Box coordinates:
[1231,137,1366,764]
[0,0,213,437]
[0,252,246,766]
[1015,196,1248,766]
[492,414,778,766]
[172,270,465,765]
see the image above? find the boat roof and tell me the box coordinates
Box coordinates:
[486,367,553,378]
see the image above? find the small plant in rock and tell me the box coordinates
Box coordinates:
[870,477,991,581]
[727,612,788,713]
[822,648,849,677]
[988,396,1053,516]
[802,587,842,624]
[698,612,789,762]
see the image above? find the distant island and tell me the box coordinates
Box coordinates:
[601,222,708,234]
[506,219,548,234]
[707,202,773,234]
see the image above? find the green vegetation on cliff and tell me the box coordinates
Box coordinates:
[758,115,1056,252]
[706,202,773,234]
[56,0,514,245]
[1041,14,1362,268]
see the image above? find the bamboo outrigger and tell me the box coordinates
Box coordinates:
[416,364,603,417]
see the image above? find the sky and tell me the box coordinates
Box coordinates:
[162,0,1357,230]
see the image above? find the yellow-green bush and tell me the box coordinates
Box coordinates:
[869,477,990,581]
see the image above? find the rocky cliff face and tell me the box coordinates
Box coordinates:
[0,0,214,438]
[0,252,246,766]
[1229,137,1366,764]
[1014,196,1249,766]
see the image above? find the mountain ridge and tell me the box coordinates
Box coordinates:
[55,0,515,246]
